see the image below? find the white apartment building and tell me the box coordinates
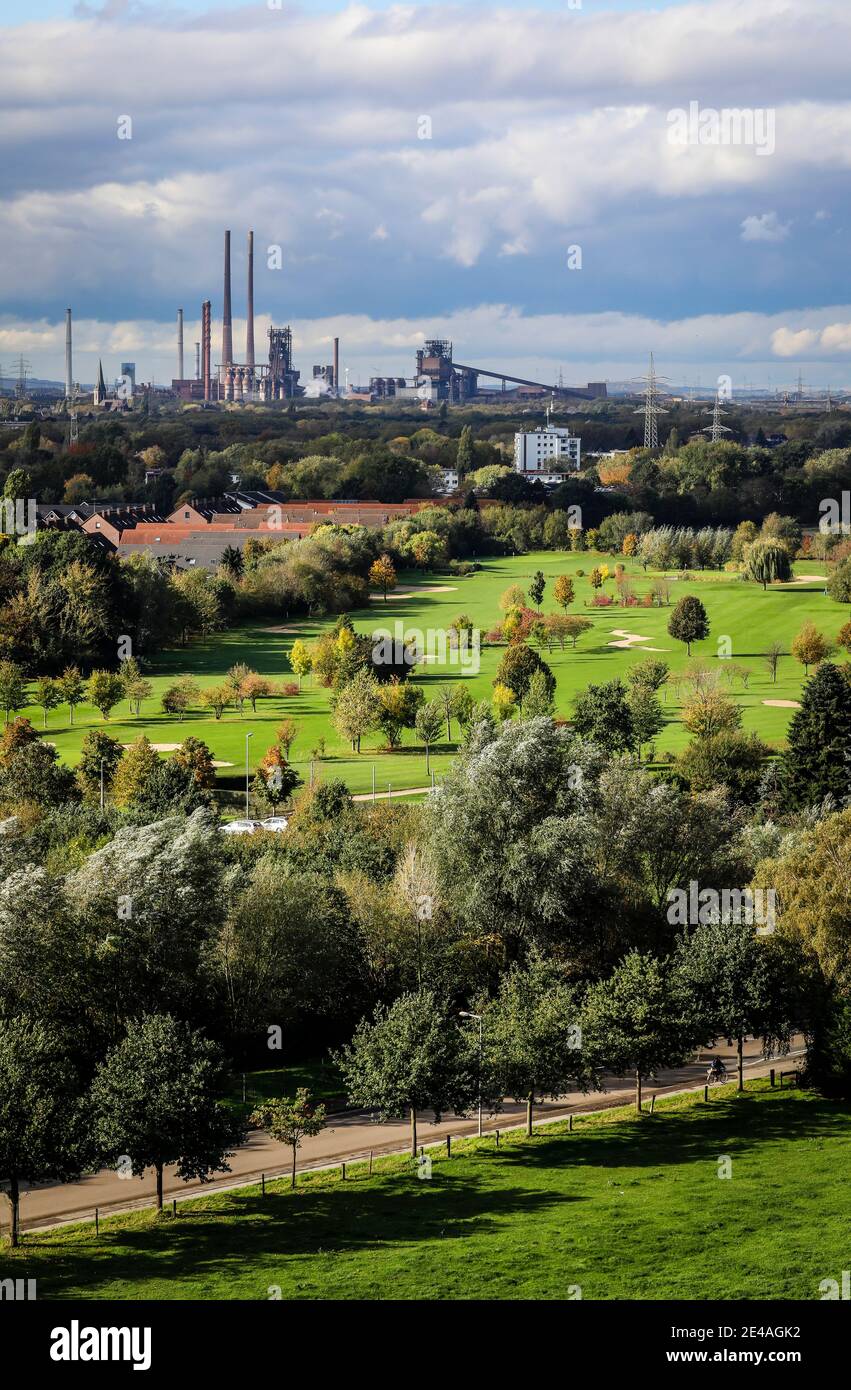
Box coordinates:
[513,425,581,484]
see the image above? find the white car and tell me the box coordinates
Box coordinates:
[221,819,257,836]
[259,817,288,833]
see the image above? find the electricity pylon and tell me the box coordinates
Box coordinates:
[702,392,732,443]
[633,353,668,449]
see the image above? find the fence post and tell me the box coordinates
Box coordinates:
[650,1094,656,1115]
[369,1150,373,1176]
[341,1163,346,1181]
[95,1207,99,1239]
[495,1130,500,1148]
[372,765,376,802]
[568,1114,573,1133]
[770,1068,775,1088]
[446,1135,451,1158]
[172,1199,177,1218]
[261,1173,266,1198]
[704,1084,709,1103]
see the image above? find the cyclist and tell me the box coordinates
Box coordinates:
[707,1056,727,1083]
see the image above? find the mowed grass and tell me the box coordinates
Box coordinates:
[26,554,845,796]
[6,1082,850,1300]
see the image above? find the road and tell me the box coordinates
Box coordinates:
[7,1036,803,1238]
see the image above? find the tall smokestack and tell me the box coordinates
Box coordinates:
[246,230,255,369]
[333,336,340,394]
[177,308,184,381]
[222,230,233,367]
[195,342,201,380]
[202,300,212,401]
[65,308,73,398]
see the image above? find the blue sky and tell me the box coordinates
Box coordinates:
[1,0,850,387]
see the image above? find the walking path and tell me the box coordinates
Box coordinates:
[6,1037,803,1238]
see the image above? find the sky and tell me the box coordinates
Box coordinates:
[1,0,850,389]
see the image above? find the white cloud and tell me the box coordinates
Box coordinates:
[741,212,791,243]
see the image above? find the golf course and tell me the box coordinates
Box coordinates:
[21,552,845,800]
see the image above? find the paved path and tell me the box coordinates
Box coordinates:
[6,1037,804,1238]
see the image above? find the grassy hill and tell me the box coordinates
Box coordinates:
[5,1080,851,1300]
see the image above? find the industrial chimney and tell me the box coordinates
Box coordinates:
[177,308,184,382]
[65,308,73,398]
[333,336,340,395]
[222,230,233,368]
[246,230,255,370]
[202,300,212,401]
[195,342,201,380]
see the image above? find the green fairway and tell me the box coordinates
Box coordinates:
[6,1082,850,1300]
[23,553,845,797]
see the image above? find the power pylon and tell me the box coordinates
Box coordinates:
[702,391,732,443]
[634,353,668,449]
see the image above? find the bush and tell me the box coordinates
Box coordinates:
[575,569,585,577]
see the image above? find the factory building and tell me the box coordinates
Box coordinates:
[514,424,581,484]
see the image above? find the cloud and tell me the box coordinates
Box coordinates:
[741,212,791,243]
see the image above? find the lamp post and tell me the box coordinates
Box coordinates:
[245,730,253,818]
[460,1011,483,1138]
[99,758,106,813]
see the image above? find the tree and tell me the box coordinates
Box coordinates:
[499,584,526,614]
[791,619,831,675]
[562,615,593,649]
[253,743,301,808]
[782,662,851,808]
[628,686,665,760]
[276,717,298,758]
[87,669,124,721]
[161,677,200,720]
[674,922,795,1092]
[743,538,793,590]
[450,683,474,731]
[0,741,78,808]
[434,683,456,741]
[415,701,444,774]
[225,662,253,712]
[91,1014,241,1212]
[251,1090,326,1188]
[481,949,598,1135]
[34,676,61,729]
[582,952,692,1112]
[288,638,313,689]
[0,659,26,725]
[58,665,85,725]
[589,566,604,591]
[335,991,474,1156]
[495,643,555,712]
[553,575,575,610]
[220,545,244,581]
[681,687,742,740]
[528,570,546,609]
[76,729,124,804]
[172,736,216,790]
[491,682,517,721]
[201,684,231,720]
[0,715,38,766]
[627,658,669,696]
[369,553,397,602]
[572,678,634,753]
[763,641,783,685]
[668,595,709,655]
[456,425,474,474]
[0,1019,88,1247]
[837,621,851,656]
[676,730,769,805]
[524,667,556,719]
[111,735,161,808]
[241,673,272,713]
[3,467,29,502]
[827,558,851,605]
[332,669,380,753]
[119,656,152,717]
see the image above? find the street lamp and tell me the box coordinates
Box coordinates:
[460,1011,483,1138]
[99,758,106,813]
[245,730,253,818]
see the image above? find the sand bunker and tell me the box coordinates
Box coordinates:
[262,624,300,633]
[212,760,233,768]
[762,699,801,709]
[607,630,668,651]
[122,742,180,752]
[370,584,458,599]
[784,575,827,585]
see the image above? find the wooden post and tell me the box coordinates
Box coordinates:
[495,1130,500,1147]
[446,1135,451,1158]
[369,1150,373,1176]
[704,1084,709,1103]
[261,1173,266,1198]
[635,1069,642,1113]
[770,1068,775,1088]
[172,1199,177,1218]
[650,1094,656,1115]
[95,1207,99,1239]
[341,1163,346,1181]
[568,1114,573,1133]
[737,1035,744,1093]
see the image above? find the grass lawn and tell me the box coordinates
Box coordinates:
[223,1059,345,1117]
[24,553,846,798]
[5,1081,849,1300]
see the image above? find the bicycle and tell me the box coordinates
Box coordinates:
[706,1062,728,1085]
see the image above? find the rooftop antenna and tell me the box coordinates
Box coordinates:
[633,352,668,449]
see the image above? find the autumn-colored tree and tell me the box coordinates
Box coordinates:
[288,638,312,689]
[836,620,851,655]
[622,533,638,557]
[791,620,831,675]
[553,575,575,610]
[276,717,298,758]
[172,737,217,790]
[0,716,38,766]
[369,553,397,601]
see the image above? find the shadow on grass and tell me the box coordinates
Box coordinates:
[14,1172,580,1299]
[492,1090,851,1175]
